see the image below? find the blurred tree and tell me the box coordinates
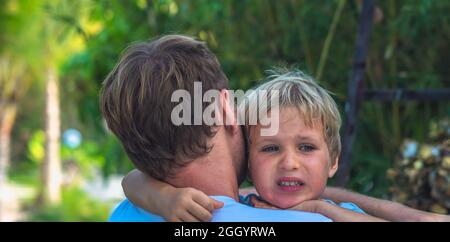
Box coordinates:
[0,55,25,187]
[36,0,91,205]
[0,0,94,207]
[0,0,42,220]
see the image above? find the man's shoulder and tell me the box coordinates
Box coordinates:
[109,199,165,222]
[211,196,331,222]
[108,196,332,222]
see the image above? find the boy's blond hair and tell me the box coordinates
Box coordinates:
[239,68,342,162]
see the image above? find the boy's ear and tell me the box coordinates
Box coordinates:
[328,156,339,178]
[220,89,238,134]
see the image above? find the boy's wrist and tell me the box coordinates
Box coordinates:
[153,185,176,216]
[315,200,334,214]
[322,186,346,202]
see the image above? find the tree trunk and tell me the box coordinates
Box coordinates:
[40,66,62,204]
[335,0,374,186]
[0,104,17,221]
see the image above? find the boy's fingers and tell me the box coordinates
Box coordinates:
[193,193,222,211]
[181,210,201,222]
[167,217,182,222]
[289,200,319,213]
[251,196,277,209]
[212,199,224,209]
[188,202,213,222]
[291,203,306,211]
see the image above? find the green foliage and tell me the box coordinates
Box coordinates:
[7,0,450,201]
[61,140,105,179]
[22,128,132,178]
[28,185,111,221]
[61,135,133,179]
[27,130,45,165]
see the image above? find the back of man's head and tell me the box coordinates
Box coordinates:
[100,35,229,180]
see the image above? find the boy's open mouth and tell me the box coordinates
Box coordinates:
[276,177,305,192]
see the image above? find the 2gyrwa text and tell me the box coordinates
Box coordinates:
[174,225,276,239]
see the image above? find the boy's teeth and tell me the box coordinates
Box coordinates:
[279,181,303,186]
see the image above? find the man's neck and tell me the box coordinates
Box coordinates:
[167,158,239,201]
[166,128,240,201]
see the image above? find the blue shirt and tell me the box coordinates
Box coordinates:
[109,196,332,222]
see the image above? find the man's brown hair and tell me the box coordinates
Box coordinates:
[100,35,228,180]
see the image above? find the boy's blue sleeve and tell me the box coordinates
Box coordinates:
[323,199,367,214]
[338,202,367,214]
[239,193,258,207]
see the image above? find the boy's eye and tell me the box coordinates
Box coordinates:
[299,144,316,152]
[261,145,279,152]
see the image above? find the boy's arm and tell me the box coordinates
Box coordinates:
[323,187,450,222]
[248,195,385,222]
[122,169,223,222]
[291,200,386,222]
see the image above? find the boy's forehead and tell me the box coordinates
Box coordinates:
[250,109,325,140]
[268,106,324,128]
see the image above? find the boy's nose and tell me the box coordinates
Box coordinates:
[278,151,301,171]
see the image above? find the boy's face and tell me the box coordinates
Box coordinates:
[248,106,338,209]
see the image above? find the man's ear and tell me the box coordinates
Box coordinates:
[220,89,238,134]
[328,156,339,178]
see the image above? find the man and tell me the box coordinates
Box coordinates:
[100,35,331,221]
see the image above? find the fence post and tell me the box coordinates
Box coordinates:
[335,0,375,187]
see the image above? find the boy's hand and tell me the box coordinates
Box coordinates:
[250,196,278,209]
[289,200,324,213]
[290,200,386,222]
[161,187,224,222]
